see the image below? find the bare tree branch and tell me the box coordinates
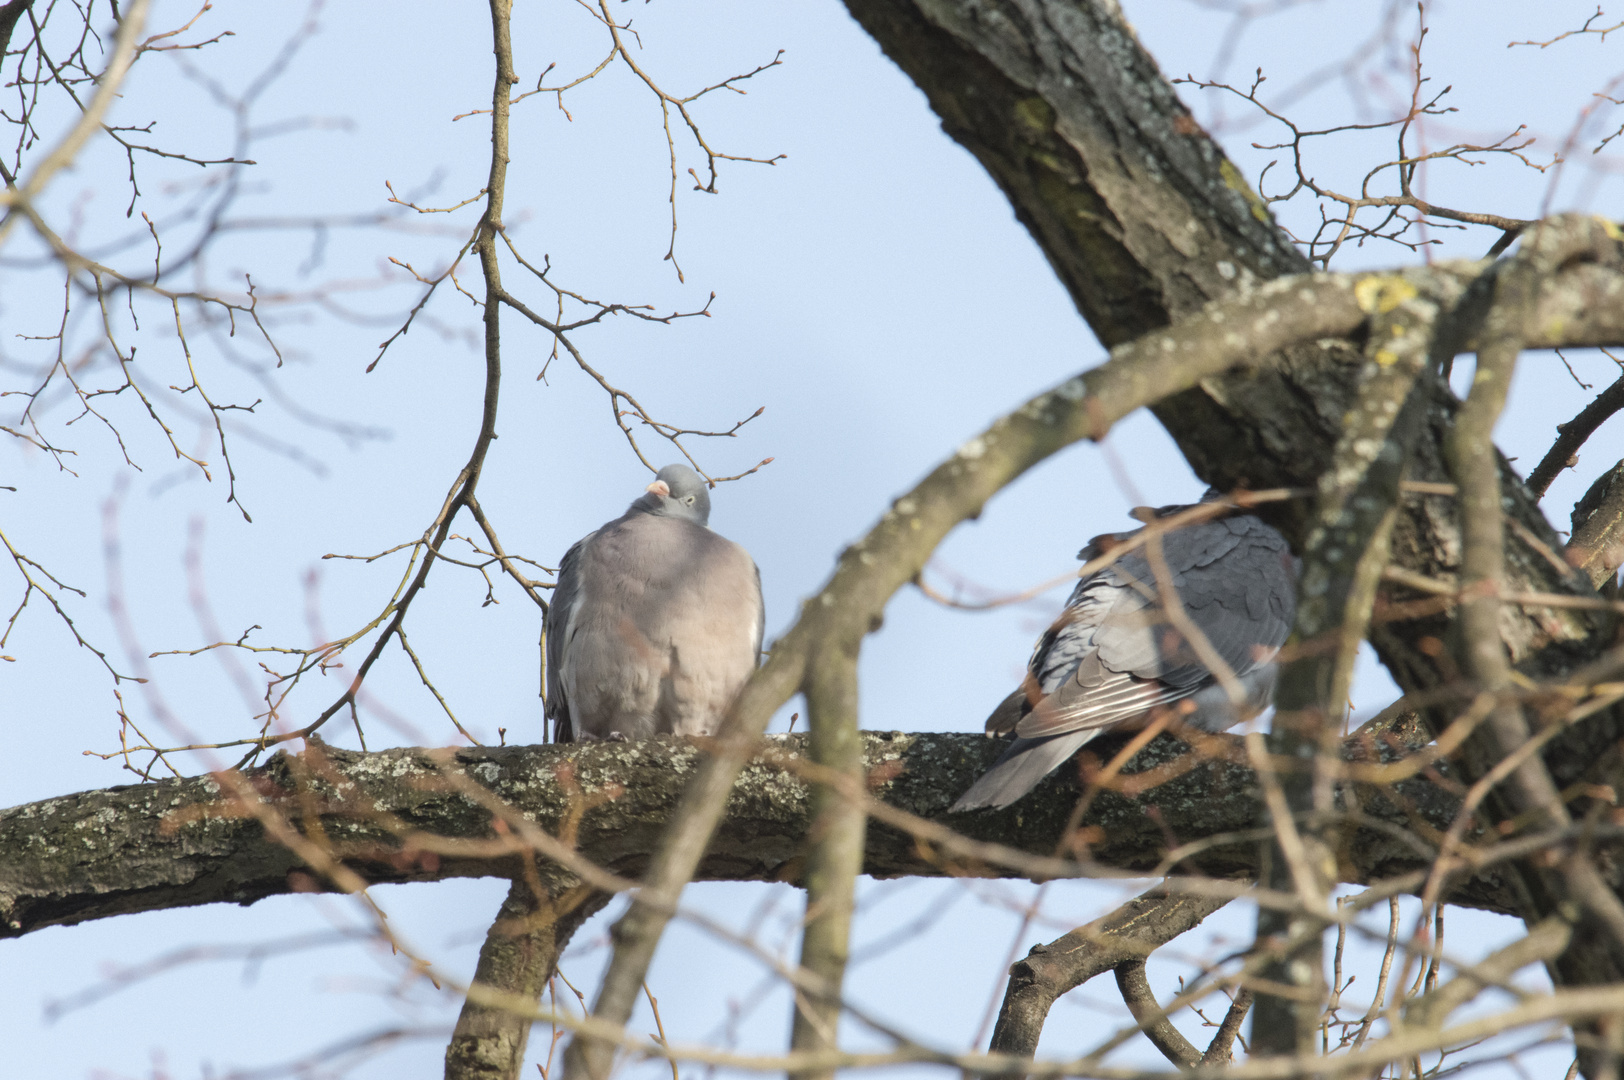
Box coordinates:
[1445,215,1624,1080]
[1115,958,1203,1069]
[1527,370,1624,498]
[1253,269,1439,1056]
[988,883,1231,1072]
[0,0,150,240]
[789,654,866,1080]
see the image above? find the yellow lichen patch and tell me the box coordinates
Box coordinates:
[1600,217,1623,242]
[1374,349,1400,367]
[1013,96,1056,140]
[1354,275,1418,315]
[1219,159,1271,224]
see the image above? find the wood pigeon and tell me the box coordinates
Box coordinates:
[544,464,764,743]
[951,501,1297,811]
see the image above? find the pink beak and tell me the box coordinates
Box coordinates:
[646,479,671,498]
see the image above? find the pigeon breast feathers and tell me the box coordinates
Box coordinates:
[543,465,764,743]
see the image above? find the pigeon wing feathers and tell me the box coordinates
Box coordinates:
[1010,558,1187,740]
[984,573,1120,735]
[957,508,1296,812]
[1001,516,1295,741]
[1028,574,1128,691]
[1095,520,1292,686]
[543,532,592,743]
[1013,666,1195,738]
[950,731,1097,812]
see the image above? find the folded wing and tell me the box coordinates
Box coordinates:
[953,511,1295,811]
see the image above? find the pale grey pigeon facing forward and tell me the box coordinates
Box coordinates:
[951,501,1297,811]
[545,464,764,743]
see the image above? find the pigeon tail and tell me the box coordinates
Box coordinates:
[949,730,1096,811]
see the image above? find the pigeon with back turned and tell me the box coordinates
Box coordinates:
[545,464,764,743]
[951,499,1297,811]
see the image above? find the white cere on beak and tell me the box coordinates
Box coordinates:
[647,480,671,498]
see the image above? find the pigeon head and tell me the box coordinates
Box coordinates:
[633,464,712,525]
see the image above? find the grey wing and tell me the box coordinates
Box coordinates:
[1013,516,1295,739]
[1010,569,1195,739]
[1176,516,1295,676]
[960,513,1296,810]
[751,560,766,659]
[544,532,593,743]
[1099,516,1293,682]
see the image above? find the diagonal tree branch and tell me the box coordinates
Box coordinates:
[1444,216,1624,1080]
[988,883,1231,1073]
[445,880,609,1080]
[841,0,1621,679]
[1527,371,1624,499]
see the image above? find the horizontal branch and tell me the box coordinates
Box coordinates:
[1,730,1525,940]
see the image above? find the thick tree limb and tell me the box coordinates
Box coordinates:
[790,650,866,1079]
[842,0,1307,344]
[1444,217,1624,1080]
[562,256,1420,1077]
[564,241,1624,1078]
[1115,959,1202,1069]
[445,880,609,1080]
[1253,271,1439,1056]
[842,0,1621,678]
[839,8,1624,1067]
[1527,372,1624,499]
[988,883,1230,1071]
[0,731,1532,940]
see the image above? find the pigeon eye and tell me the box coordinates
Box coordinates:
[684,495,696,506]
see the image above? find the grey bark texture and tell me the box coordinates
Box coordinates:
[1,730,1527,940]
[988,883,1231,1066]
[1572,461,1624,590]
[445,880,609,1080]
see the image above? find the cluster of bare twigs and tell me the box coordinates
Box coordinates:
[1178,65,1545,266]
[3,0,778,781]
[1173,3,1624,268]
[448,0,785,282]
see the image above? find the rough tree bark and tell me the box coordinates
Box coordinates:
[1,731,1534,940]
[445,881,609,1079]
[988,883,1232,1065]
